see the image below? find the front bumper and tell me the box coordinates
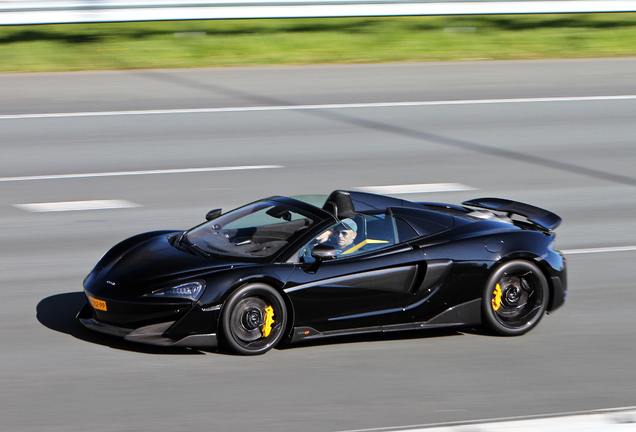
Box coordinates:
[77,303,218,348]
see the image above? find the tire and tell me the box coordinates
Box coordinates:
[221,283,288,355]
[482,260,549,336]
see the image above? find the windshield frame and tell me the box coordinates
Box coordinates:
[183,196,331,263]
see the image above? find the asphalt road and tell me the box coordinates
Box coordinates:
[1,59,636,432]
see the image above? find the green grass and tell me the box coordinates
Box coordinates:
[1,14,636,72]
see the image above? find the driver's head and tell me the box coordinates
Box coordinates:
[335,219,357,249]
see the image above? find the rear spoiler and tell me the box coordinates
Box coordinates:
[462,198,562,231]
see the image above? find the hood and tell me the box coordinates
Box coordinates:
[92,234,241,290]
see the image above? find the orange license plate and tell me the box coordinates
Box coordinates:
[89,296,107,311]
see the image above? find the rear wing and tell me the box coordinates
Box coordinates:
[462,198,562,231]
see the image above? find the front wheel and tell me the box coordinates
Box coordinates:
[482,260,549,336]
[221,283,288,355]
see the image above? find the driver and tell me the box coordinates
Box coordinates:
[300,218,358,262]
[300,227,334,262]
[334,218,357,255]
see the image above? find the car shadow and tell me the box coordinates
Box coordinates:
[38,292,477,356]
[36,292,212,355]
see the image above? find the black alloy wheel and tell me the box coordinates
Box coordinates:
[221,283,288,355]
[482,260,549,336]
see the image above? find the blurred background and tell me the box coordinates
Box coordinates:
[1,2,636,432]
[1,0,636,71]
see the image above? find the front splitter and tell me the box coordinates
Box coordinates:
[78,316,218,348]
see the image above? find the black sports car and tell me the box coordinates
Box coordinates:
[78,190,566,355]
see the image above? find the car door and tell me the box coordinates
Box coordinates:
[283,213,427,333]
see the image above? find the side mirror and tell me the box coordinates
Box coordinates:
[311,244,338,261]
[206,208,222,221]
[304,244,338,274]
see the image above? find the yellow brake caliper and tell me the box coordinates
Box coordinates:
[492,283,502,311]
[262,306,275,337]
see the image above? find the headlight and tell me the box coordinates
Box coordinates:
[146,282,204,300]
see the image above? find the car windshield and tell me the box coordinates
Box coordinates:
[185,200,318,259]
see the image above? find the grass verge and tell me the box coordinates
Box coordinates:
[1,13,636,72]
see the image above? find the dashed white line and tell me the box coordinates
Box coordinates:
[1,96,636,120]
[562,246,636,255]
[10,198,636,256]
[355,183,477,194]
[13,200,141,212]
[0,165,283,182]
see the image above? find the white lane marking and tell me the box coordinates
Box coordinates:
[338,407,636,432]
[355,183,477,194]
[2,95,636,120]
[0,165,283,182]
[13,200,141,212]
[10,198,636,254]
[562,245,636,255]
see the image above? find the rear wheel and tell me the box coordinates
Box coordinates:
[221,283,288,355]
[482,260,548,336]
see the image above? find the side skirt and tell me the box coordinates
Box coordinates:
[290,298,482,343]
